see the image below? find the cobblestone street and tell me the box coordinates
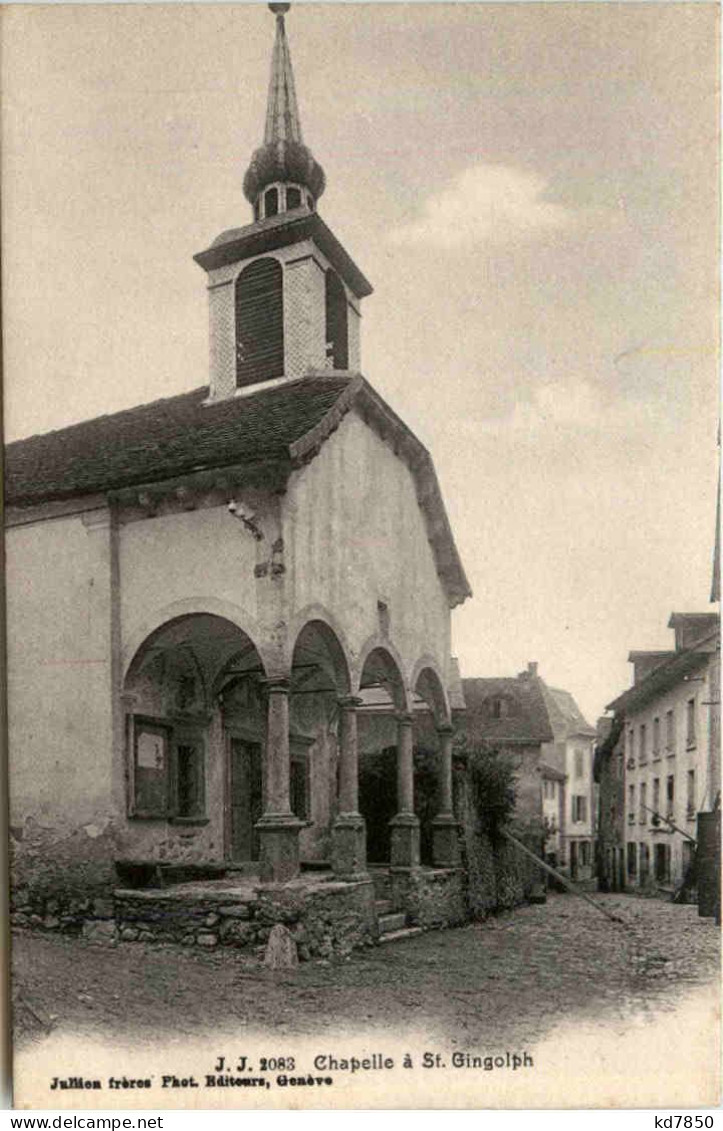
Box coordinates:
[13,892,720,1049]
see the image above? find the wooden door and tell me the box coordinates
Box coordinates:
[230,739,262,862]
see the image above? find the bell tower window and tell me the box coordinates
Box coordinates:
[325,269,348,370]
[264,186,279,218]
[235,257,284,388]
[286,186,302,210]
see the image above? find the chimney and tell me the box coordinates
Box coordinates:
[528,661,538,677]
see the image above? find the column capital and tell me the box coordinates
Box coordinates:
[259,676,291,696]
[436,721,455,736]
[395,711,414,727]
[337,695,364,710]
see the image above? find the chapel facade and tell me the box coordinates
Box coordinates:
[6,7,472,942]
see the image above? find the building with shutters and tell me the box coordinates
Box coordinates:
[605,612,720,893]
[5,6,473,950]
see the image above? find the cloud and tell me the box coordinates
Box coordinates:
[390,164,573,250]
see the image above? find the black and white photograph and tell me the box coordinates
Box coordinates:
[2,0,720,1110]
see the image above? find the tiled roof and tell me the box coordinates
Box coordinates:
[540,684,596,740]
[5,377,349,507]
[461,677,555,745]
[5,373,472,607]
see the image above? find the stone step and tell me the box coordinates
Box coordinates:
[377,926,424,945]
[377,911,407,935]
[374,899,394,915]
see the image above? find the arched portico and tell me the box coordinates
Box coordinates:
[290,618,362,878]
[122,613,267,864]
[413,662,459,867]
[357,644,419,868]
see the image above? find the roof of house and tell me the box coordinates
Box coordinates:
[606,629,719,715]
[540,684,596,740]
[5,372,472,607]
[461,677,555,745]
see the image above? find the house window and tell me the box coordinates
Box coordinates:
[686,698,696,748]
[666,709,675,755]
[666,774,675,818]
[628,784,635,824]
[654,843,670,883]
[131,718,170,818]
[325,269,349,370]
[639,724,647,764]
[627,842,637,877]
[628,728,635,760]
[574,749,584,779]
[572,795,587,823]
[652,717,660,759]
[129,716,205,821]
[652,778,660,816]
[639,781,647,824]
[686,769,696,818]
[639,842,650,880]
[235,257,284,388]
[580,841,591,867]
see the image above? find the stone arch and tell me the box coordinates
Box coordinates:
[354,635,411,712]
[122,597,272,684]
[287,605,354,694]
[410,656,451,725]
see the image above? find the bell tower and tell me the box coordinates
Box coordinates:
[194,4,372,402]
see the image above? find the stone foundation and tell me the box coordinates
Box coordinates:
[388,866,466,929]
[10,876,380,961]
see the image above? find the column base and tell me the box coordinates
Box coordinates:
[331,813,367,879]
[431,813,460,867]
[255,814,304,883]
[389,812,420,868]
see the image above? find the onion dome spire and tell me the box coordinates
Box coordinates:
[243,4,326,219]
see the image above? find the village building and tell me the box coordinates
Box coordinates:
[5,6,475,952]
[461,667,553,849]
[538,682,597,882]
[593,714,626,892]
[605,612,720,894]
[461,663,592,877]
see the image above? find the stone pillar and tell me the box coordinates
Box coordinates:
[332,696,367,879]
[389,712,420,867]
[431,722,460,866]
[255,678,303,883]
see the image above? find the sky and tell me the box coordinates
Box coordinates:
[2,1,719,724]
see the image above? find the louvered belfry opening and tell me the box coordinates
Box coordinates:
[325,269,348,370]
[235,257,284,388]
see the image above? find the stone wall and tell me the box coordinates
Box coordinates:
[389,866,466,929]
[11,878,378,961]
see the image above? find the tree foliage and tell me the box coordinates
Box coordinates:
[456,736,518,844]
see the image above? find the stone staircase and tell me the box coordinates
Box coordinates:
[369,866,423,944]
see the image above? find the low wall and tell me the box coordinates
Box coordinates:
[390,866,466,928]
[11,878,378,961]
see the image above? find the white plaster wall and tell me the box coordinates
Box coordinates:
[623,663,714,886]
[283,410,452,687]
[119,505,262,661]
[6,512,114,828]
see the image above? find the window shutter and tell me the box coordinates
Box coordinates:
[325,269,349,370]
[235,258,284,388]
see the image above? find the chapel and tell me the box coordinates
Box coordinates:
[6,6,472,947]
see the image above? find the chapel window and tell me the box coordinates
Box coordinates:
[235,257,284,388]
